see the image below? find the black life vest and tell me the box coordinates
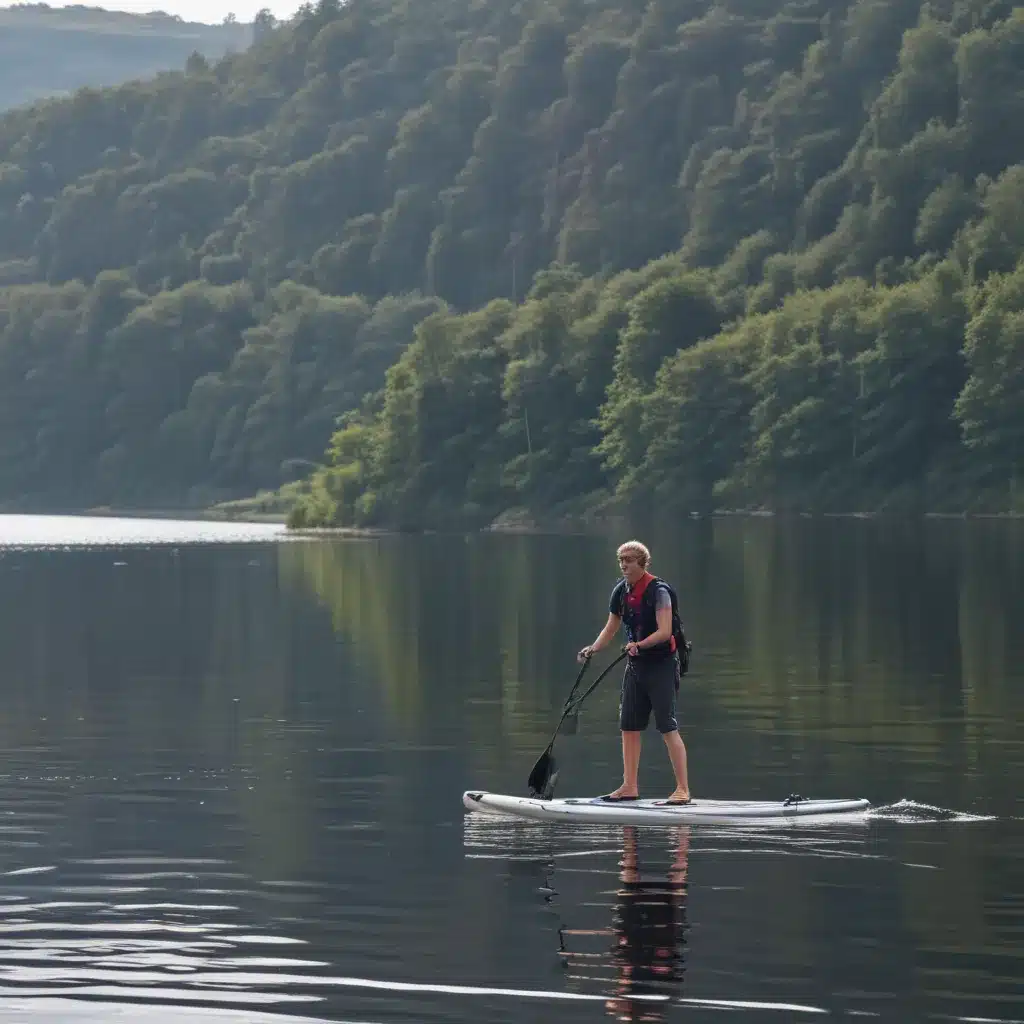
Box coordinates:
[612,574,692,674]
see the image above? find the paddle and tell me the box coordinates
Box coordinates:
[527,648,628,800]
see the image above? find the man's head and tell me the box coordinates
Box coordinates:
[616,540,650,584]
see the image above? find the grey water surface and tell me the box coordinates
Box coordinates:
[0,513,1020,1024]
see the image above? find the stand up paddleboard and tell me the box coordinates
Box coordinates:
[463,790,870,824]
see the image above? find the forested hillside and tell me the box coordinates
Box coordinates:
[0,4,252,112]
[0,0,1022,522]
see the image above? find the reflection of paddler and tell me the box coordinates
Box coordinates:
[605,825,689,1022]
[556,825,690,1021]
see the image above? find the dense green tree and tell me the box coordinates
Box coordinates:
[0,0,1021,520]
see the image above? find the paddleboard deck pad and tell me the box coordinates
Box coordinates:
[463,790,870,824]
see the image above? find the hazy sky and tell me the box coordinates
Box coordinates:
[27,0,303,24]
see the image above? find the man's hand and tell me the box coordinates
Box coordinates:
[625,641,640,658]
[577,646,594,663]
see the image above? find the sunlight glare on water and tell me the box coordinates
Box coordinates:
[0,513,290,549]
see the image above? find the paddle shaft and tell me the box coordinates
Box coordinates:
[542,648,628,750]
[538,657,592,754]
[568,649,627,712]
[528,648,630,797]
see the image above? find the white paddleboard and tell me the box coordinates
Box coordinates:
[463,790,870,824]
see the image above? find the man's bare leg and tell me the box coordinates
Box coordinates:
[663,729,690,803]
[606,730,642,798]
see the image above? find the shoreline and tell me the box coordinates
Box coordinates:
[283,506,1024,536]
[2,505,1023,538]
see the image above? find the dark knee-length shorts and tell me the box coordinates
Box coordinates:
[619,653,681,733]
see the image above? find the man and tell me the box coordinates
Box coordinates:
[577,540,691,804]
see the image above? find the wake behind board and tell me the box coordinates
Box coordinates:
[463,790,870,825]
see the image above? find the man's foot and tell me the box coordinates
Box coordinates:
[601,786,639,802]
[662,788,691,805]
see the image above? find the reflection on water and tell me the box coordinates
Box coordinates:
[0,515,1021,1022]
[282,518,1024,819]
[461,812,929,1019]
[0,1004,335,1024]
[558,825,689,1022]
[0,748,339,1015]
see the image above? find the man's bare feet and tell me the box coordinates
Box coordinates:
[664,787,691,805]
[601,785,640,802]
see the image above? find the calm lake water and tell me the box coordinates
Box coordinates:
[0,513,1020,1024]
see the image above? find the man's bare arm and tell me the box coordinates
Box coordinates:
[578,613,621,661]
[636,603,673,650]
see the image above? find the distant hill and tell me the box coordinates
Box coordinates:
[0,3,252,111]
[0,0,1023,525]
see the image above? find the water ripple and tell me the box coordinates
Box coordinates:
[0,855,336,1015]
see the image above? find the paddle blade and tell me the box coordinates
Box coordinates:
[528,748,556,798]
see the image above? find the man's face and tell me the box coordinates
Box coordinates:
[618,552,645,584]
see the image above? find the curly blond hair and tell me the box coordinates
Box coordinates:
[616,540,650,569]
